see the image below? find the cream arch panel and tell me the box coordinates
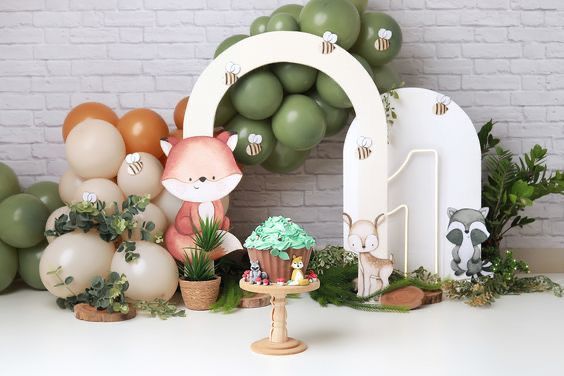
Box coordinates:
[182,31,389,257]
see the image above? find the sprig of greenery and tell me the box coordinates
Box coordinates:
[479,120,563,256]
[134,299,186,320]
[45,195,154,263]
[47,266,77,297]
[178,249,216,281]
[442,250,562,306]
[309,246,358,275]
[56,272,130,314]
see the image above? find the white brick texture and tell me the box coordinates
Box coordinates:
[0,0,563,248]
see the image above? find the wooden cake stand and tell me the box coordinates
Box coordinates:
[239,279,320,356]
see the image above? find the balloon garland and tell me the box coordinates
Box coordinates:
[200,0,403,173]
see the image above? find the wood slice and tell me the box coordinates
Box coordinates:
[423,289,443,305]
[380,286,425,310]
[239,293,270,308]
[74,303,136,322]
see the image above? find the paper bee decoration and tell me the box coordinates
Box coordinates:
[375,28,392,51]
[321,31,338,54]
[246,134,263,156]
[225,61,241,86]
[82,191,97,203]
[357,136,373,160]
[125,152,143,175]
[433,95,451,116]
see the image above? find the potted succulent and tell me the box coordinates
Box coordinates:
[244,216,316,282]
[178,218,224,310]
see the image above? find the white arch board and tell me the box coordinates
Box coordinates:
[387,87,481,277]
[183,31,389,256]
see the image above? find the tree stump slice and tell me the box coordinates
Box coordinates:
[74,303,137,322]
[423,289,443,305]
[380,286,424,310]
[239,293,270,308]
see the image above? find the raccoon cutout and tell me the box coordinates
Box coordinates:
[446,207,491,278]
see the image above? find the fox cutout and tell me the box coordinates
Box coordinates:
[160,132,243,261]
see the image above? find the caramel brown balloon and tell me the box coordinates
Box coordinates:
[63,102,119,141]
[173,97,189,130]
[117,109,169,158]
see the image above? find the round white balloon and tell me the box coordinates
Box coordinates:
[111,241,178,302]
[39,232,115,298]
[152,189,182,224]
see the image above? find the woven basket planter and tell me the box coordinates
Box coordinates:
[179,276,221,311]
[247,247,312,282]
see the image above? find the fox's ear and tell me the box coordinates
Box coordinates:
[226,133,238,152]
[160,138,173,157]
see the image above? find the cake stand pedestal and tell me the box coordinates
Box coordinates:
[239,279,320,356]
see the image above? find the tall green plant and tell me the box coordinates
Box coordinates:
[479,120,563,257]
[192,218,226,252]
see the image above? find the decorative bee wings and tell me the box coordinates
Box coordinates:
[437,95,452,105]
[357,136,373,148]
[378,28,392,40]
[248,133,263,144]
[225,61,241,75]
[82,191,97,203]
[125,152,141,164]
[323,31,338,44]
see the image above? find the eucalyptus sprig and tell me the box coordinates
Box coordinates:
[45,194,154,263]
[134,299,186,320]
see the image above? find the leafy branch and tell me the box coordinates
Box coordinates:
[479,120,563,255]
[45,195,155,263]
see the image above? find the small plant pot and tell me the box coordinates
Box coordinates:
[179,276,221,311]
[247,247,312,282]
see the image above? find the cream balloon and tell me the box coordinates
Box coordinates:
[117,152,164,199]
[59,169,85,204]
[122,203,167,241]
[73,178,125,215]
[39,232,114,298]
[111,241,178,301]
[152,189,182,224]
[65,119,126,179]
[45,206,71,243]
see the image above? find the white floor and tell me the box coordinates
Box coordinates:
[1,276,564,376]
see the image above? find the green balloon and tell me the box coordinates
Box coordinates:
[311,91,348,137]
[215,92,237,126]
[271,4,303,20]
[272,94,326,151]
[214,34,248,58]
[250,16,270,35]
[316,54,373,108]
[351,12,402,66]
[349,0,368,14]
[0,193,49,248]
[0,162,20,203]
[299,0,361,50]
[25,181,63,213]
[372,64,402,93]
[272,63,317,93]
[18,241,47,290]
[230,70,283,120]
[225,115,275,165]
[262,142,311,173]
[316,72,351,109]
[0,240,18,292]
[266,13,299,32]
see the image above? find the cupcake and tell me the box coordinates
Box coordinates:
[244,216,315,281]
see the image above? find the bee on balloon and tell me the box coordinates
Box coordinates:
[433,95,451,116]
[246,134,263,156]
[125,153,144,175]
[321,31,338,54]
[375,28,392,51]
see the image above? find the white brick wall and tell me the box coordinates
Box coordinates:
[0,0,563,248]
